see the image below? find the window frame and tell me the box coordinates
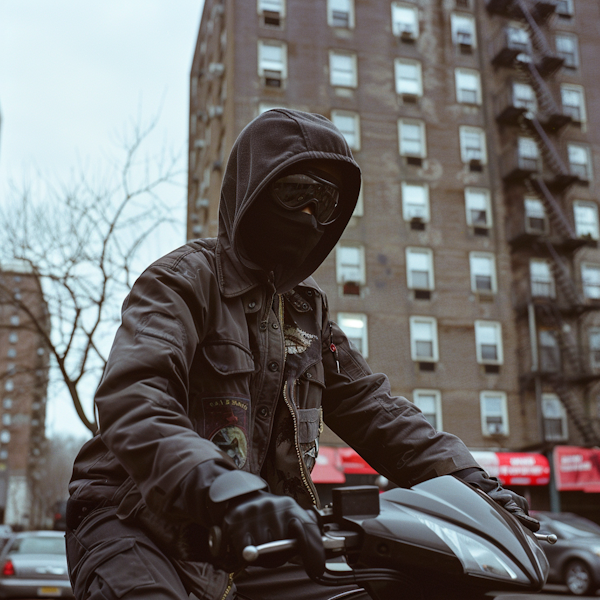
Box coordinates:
[451,13,476,48]
[541,393,568,441]
[455,68,482,105]
[398,119,427,158]
[331,110,361,151]
[469,252,497,294]
[582,262,600,300]
[258,0,286,17]
[464,187,492,229]
[391,2,419,39]
[524,196,549,234]
[556,0,574,18]
[337,312,369,358]
[589,327,600,369]
[257,39,288,86]
[409,316,439,363]
[555,32,579,68]
[573,200,599,240]
[402,182,430,222]
[459,126,487,164]
[530,258,555,298]
[475,320,503,365]
[329,50,358,88]
[336,244,366,285]
[327,0,355,29]
[561,83,586,123]
[480,391,509,437]
[568,144,592,181]
[394,59,423,97]
[412,389,443,431]
[512,81,537,112]
[406,247,435,291]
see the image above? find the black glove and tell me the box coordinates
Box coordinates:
[207,470,325,577]
[454,468,540,532]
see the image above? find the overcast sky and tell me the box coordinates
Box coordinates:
[0,1,205,438]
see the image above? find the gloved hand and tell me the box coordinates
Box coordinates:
[206,470,325,577]
[454,468,540,532]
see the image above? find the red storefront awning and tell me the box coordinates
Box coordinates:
[554,446,600,492]
[338,447,378,475]
[311,446,345,483]
[471,451,550,486]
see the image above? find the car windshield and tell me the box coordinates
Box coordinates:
[549,517,600,539]
[9,537,65,555]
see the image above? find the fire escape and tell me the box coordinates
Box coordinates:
[488,0,600,445]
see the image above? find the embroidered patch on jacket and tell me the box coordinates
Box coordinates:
[201,397,249,468]
[284,325,318,355]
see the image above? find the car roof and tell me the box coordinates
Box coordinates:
[10,530,65,538]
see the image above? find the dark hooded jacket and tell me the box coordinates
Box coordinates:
[69,109,478,547]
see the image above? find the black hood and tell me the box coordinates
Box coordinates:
[217,109,361,294]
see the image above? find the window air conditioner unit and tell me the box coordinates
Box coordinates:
[487,423,505,435]
[457,31,473,49]
[195,198,210,209]
[207,105,224,119]
[398,25,416,40]
[194,139,206,149]
[263,70,283,88]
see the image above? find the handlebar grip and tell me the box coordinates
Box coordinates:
[534,533,557,544]
[242,534,346,563]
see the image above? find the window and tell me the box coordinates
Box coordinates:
[475,321,503,364]
[328,0,354,28]
[573,201,599,239]
[518,137,540,171]
[391,3,419,39]
[258,0,285,26]
[336,245,365,295]
[556,0,574,17]
[530,258,555,298]
[455,69,481,104]
[331,111,360,150]
[406,248,434,291]
[0,431,10,444]
[524,197,548,234]
[581,263,600,299]
[402,183,430,222]
[470,253,497,294]
[329,51,357,87]
[589,328,600,369]
[258,40,287,87]
[9,316,19,326]
[410,316,438,362]
[258,102,285,114]
[398,119,426,159]
[2,399,11,410]
[512,82,537,112]
[542,394,568,441]
[506,25,531,53]
[395,59,422,97]
[561,84,586,123]
[465,188,492,229]
[7,349,16,358]
[480,391,509,436]
[1,415,10,427]
[4,380,14,393]
[338,313,368,357]
[556,33,579,68]
[539,330,560,372]
[353,187,364,217]
[568,144,592,181]
[8,333,18,344]
[451,13,476,49]
[459,127,486,164]
[413,390,442,430]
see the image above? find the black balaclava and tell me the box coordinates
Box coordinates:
[239,190,325,272]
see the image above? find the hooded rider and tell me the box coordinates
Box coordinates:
[66,110,537,600]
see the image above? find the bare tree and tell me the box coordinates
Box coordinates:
[0,117,183,433]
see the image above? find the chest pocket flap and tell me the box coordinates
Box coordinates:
[202,342,255,375]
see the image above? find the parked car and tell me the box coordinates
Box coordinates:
[0,528,12,553]
[533,511,600,596]
[52,501,67,532]
[0,531,72,598]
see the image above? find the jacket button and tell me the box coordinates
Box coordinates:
[305,372,313,379]
[268,361,279,372]
[306,290,313,296]
[259,323,267,332]
[248,301,256,309]
[271,322,279,330]
[259,406,269,418]
[302,303,308,310]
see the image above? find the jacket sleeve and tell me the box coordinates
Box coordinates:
[321,318,480,487]
[95,255,236,526]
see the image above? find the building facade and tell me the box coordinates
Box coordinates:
[0,264,49,527]
[188,0,600,514]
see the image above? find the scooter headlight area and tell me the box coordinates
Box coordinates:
[414,512,527,583]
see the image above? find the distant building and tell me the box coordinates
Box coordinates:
[0,262,49,527]
[188,0,600,515]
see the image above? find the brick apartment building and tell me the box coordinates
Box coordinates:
[187,0,600,514]
[0,264,49,526]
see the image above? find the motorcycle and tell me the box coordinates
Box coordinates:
[224,475,557,600]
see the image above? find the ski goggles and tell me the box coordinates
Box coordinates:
[269,171,341,225]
